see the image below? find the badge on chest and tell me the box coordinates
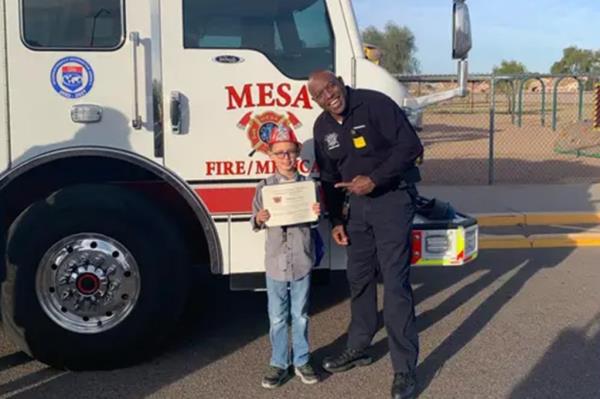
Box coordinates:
[351,125,367,149]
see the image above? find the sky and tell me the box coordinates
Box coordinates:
[352,0,600,75]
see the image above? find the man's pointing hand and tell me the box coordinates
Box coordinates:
[335,175,375,196]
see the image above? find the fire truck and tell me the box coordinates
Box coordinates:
[0,0,476,369]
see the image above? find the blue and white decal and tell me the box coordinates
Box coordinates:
[50,57,95,99]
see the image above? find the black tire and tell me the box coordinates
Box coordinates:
[1,184,190,370]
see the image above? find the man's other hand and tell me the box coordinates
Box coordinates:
[332,225,349,246]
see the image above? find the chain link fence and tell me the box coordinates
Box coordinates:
[401,74,600,185]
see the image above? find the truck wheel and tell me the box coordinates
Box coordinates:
[1,184,190,370]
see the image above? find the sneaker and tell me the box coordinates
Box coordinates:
[261,366,290,389]
[322,348,373,373]
[391,372,417,399]
[294,362,319,384]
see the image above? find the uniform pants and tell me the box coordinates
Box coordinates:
[345,187,419,373]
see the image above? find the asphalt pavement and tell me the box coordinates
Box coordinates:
[1,247,599,399]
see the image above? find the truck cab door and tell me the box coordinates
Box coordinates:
[5,0,155,165]
[159,0,353,276]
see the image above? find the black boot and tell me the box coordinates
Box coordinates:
[391,372,417,399]
[322,348,373,373]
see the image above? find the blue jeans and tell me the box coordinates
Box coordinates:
[266,274,311,369]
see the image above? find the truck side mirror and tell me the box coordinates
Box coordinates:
[452,0,472,60]
[363,43,382,65]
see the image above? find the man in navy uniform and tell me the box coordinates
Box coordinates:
[308,70,423,399]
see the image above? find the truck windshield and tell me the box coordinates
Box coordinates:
[182,0,334,79]
[21,0,123,50]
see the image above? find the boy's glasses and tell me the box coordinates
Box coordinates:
[272,150,299,159]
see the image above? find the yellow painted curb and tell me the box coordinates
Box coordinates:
[475,213,525,227]
[475,212,600,227]
[480,233,600,249]
[479,234,531,249]
[525,212,600,226]
[530,233,600,248]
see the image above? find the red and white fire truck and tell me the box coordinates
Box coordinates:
[0,0,476,369]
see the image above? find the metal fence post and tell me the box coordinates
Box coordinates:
[489,77,496,185]
[552,78,560,131]
[541,83,546,127]
[578,78,585,122]
[510,81,516,125]
[470,81,475,113]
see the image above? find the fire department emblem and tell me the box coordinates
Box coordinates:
[51,56,95,99]
[325,132,341,150]
[237,111,302,157]
[62,66,83,91]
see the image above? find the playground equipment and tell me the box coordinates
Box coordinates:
[554,83,600,158]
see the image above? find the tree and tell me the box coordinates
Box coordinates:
[494,60,527,75]
[361,22,420,74]
[493,60,528,114]
[550,46,600,75]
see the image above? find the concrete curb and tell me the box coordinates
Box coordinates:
[479,235,531,249]
[476,212,600,249]
[475,212,600,227]
[480,233,600,249]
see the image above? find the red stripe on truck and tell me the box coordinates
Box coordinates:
[194,187,255,214]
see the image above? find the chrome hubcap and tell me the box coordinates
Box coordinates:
[36,233,141,334]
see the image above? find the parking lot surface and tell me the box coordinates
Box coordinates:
[1,248,600,399]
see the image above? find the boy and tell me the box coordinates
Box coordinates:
[251,124,321,389]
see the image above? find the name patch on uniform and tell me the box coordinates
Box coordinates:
[325,132,340,150]
[51,56,95,99]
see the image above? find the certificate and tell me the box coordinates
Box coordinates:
[262,180,317,227]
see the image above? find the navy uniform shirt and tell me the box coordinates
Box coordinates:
[314,86,423,226]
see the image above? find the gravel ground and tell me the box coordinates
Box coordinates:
[419,94,600,185]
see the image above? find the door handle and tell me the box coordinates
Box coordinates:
[170,91,182,134]
[129,32,142,130]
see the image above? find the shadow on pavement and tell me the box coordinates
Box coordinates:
[0,191,593,398]
[0,369,68,397]
[412,249,574,396]
[0,269,351,398]
[311,309,387,382]
[0,252,582,398]
[509,312,600,399]
[0,353,30,372]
